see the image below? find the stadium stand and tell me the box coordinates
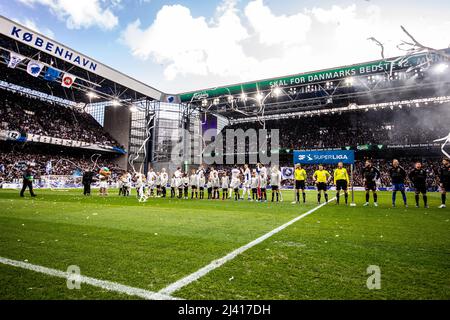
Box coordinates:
[0,143,122,183]
[0,89,121,148]
[224,104,449,150]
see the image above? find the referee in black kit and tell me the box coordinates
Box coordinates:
[20,166,36,197]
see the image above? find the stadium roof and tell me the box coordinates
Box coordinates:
[179,48,450,120]
[0,15,165,106]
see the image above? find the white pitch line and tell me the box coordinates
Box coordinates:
[0,256,180,300]
[158,198,336,296]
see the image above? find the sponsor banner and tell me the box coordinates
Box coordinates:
[386,143,441,149]
[294,150,355,165]
[281,167,294,179]
[179,49,450,102]
[7,51,25,68]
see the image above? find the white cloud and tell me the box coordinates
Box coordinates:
[17,0,119,30]
[120,0,450,92]
[121,1,256,81]
[245,0,311,46]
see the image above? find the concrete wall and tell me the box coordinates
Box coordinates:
[103,105,131,169]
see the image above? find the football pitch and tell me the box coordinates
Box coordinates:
[0,188,448,300]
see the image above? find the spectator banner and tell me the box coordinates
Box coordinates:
[0,130,126,154]
[281,167,294,179]
[0,130,25,142]
[294,150,355,165]
[7,51,25,68]
[43,67,61,82]
[61,73,76,88]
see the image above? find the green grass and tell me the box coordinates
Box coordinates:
[0,188,448,300]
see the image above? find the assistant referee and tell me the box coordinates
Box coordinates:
[334,162,349,205]
[292,164,307,204]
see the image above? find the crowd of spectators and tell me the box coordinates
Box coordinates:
[225,104,449,150]
[0,146,122,183]
[0,89,120,147]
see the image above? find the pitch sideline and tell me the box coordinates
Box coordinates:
[0,256,180,300]
[158,197,336,296]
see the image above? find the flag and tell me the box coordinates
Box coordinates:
[43,67,61,81]
[281,167,294,180]
[8,52,25,68]
[26,60,44,77]
[61,73,76,88]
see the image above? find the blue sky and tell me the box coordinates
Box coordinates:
[1,0,449,94]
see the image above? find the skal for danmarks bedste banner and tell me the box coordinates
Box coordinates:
[294,150,355,165]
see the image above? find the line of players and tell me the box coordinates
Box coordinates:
[130,164,281,203]
[117,158,449,208]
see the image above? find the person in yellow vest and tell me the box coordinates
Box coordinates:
[333,162,350,205]
[313,164,331,204]
[292,163,307,204]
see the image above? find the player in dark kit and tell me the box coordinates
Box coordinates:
[438,158,450,209]
[362,160,380,207]
[389,159,408,207]
[82,170,95,196]
[362,160,381,207]
[409,162,428,208]
[20,166,36,197]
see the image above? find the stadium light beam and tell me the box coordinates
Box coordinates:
[86,92,98,99]
[111,100,121,107]
[272,87,282,97]
[434,63,448,74]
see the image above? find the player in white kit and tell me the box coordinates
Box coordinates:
[270,165,282,202]
[250,171,259,201]
[242,164,252,200]
[174,167,183,198]
[189,169,198,199]
[160,168,168,198]
[221,172,230,200]
[230,166,241,201]
[147,168,156,197]
[197,167,206,199]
